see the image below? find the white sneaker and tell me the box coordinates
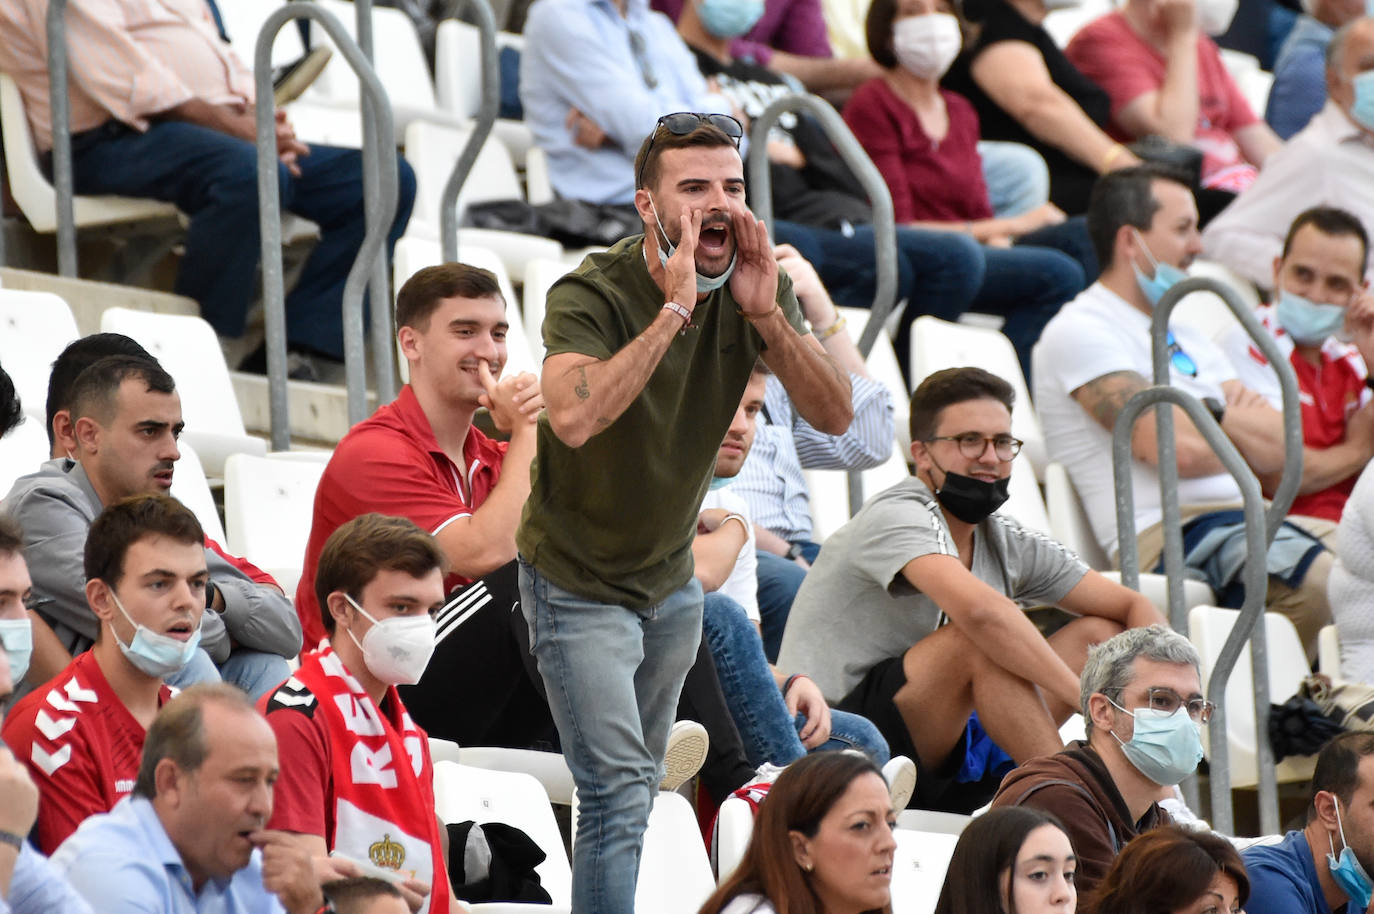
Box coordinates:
[882,756,918,811]
[660,720,709,792]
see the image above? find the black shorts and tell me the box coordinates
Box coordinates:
[837,655,1002,813]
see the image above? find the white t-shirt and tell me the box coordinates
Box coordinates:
[700,483,760,623]
[1032,282,1243,557]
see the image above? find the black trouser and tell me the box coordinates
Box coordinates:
[400,561,559,751]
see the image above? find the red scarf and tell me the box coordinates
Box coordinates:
[294,646,450,914]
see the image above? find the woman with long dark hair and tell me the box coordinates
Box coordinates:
[933,806,1076,914]
[698,752,897,914]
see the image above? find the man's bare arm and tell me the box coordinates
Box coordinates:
[1071,370,1226,477]
[542,211,701,448]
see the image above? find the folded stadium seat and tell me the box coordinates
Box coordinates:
[0,413,47,498]
[1319,624,1341,677]
[431,760,573,912]
[888,829,960,912]
[908,315,1048,480]
[634,792,716,914]
[712,796,752,883]
[223,452,326,600]
[0,287,79,412]
[1043,462,1215,612]
[401,119,564,284]
[391,235,540,380]
[170,437,228,544]
[433,19,536,167]
[99,307,268,478]
[1187,606,1319,790]
[519,257,569,363]
[455,746,575,807]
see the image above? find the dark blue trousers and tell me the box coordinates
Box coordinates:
[69,120,416,359]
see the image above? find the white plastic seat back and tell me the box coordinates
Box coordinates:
[889,829,959,914]
[1175,260,1260,344]
[999,454,1050,536]
[0,74,180,232]
[223,453,325,597]
[1043,461,1111,571]
[404,120,525,230]
[839,306,911,451]
[635,791,715,914]
[895,810,973,835]
[0,288,79,415]
[391,236,538,380]
[457,746,576,806]
[0,414,48,498]
[1187,606,1318,788]
[1319,624,1341,677]
[908,316,1046,479]
[714,795,753,883]
[217,0,306,66]
[432,760,572,908]
[100,307,267,476]
[434,18,483,121]
[171,437,227,545]
[522,257,571,363]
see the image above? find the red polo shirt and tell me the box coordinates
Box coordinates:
[295,385,508,646]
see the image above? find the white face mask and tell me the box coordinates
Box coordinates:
[343,594,437,686]
[1196,0,1238,36]
[892,13,962,81]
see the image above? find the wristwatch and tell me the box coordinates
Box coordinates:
[785,543,805,561]
[204,579,219,611]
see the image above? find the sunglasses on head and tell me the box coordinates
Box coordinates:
[635,112,744,189]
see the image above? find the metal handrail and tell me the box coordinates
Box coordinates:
[46,0,77,276]
[255,3,398,449]
[745,93,898,358]
[1112,387,1272,834]
[1112,275,1304,835]
[439,0,499,263]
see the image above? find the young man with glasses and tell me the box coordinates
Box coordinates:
[777,367,1162,814]
[518,115,851,914]
[993,624,1209,899]
[1034,165,1335,660]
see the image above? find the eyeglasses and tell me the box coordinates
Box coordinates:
[635,112,744,189]
[924,433,1023,462]
[1167,330,1197,378]
[1115,686,1215,723]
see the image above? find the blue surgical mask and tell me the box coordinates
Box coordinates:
[1352,71,1374,132]
[1277,290,1347,346]
[709,476,734,490]
[1131,229,1188,308]
[0,617,32,684]
[1108,699,1204,786]
[1328,800,1374,909]
[697,0,764,39]
[648,195,736,293]
[109,591,201,678]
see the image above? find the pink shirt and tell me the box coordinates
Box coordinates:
[842,78,993,224]
[0,0,255,150]
[1065,11,1259,183]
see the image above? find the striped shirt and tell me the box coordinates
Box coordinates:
[0,0,254,150]
[732,372,893,542]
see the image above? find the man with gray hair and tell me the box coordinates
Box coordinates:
[990,624,1210,898]
[1204,17,1374,287]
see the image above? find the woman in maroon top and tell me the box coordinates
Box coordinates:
[842,0,1093,374]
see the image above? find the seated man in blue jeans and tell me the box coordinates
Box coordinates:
[0,0,416,379]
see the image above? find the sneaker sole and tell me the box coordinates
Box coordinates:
[660,728,710,792]
[886,762,917,812]
[274,47,333,107]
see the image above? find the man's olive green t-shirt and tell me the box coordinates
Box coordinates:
[516,235,805,608]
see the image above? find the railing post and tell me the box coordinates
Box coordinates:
[46,0,77,276]
[1113,387,1270,834]
[439,0,499,264]
[254,3,398,449]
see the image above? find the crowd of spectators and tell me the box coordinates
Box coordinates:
[5,0,1374,911]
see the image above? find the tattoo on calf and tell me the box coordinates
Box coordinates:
[574,366,590,401]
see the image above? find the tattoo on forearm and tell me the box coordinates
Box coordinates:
[573,366,590,401]
[1076,371,1149,430]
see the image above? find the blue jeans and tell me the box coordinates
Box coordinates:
[701,593,889,769]
[165,647,222,689]
[978,141,1049,218]
[67,120,417,359]
[219,649,292,701]
[971,243,1085,378]
[518,559,703,914]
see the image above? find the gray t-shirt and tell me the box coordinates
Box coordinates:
[777,477,1089,702]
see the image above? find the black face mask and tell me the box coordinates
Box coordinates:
[932,467,1010,524]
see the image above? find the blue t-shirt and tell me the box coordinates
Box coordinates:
[1244,829,1366,914]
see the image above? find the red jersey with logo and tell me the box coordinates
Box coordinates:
[295,384,507,645]
[0,651,172,853]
